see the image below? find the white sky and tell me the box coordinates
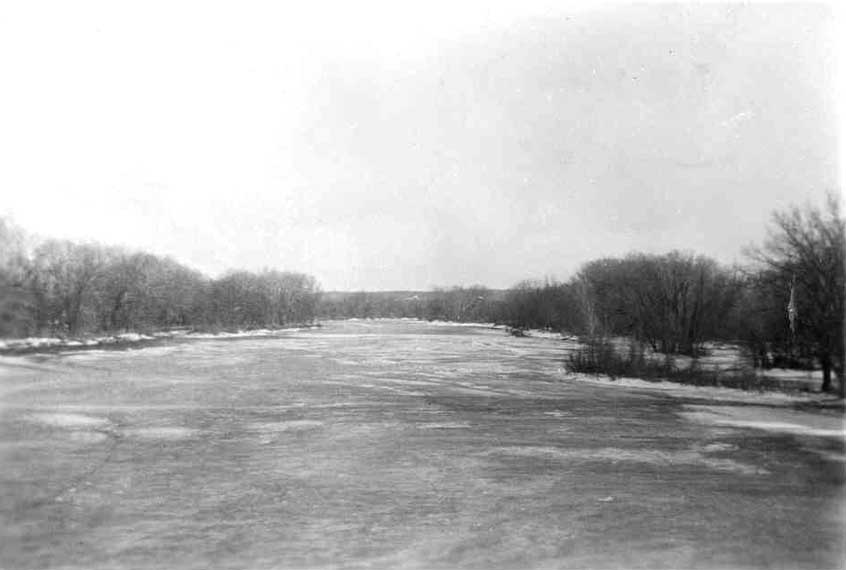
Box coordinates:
[0,1,841,290]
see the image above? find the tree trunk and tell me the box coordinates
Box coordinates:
[821,356,832,392]
[834,362,845,398]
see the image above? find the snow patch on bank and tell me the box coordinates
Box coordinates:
[521,330,573,340]
[422,321,577,340]
[566,372,821,405]
[424,320,507,329]
[187,329,278,339]
[1,332,161,352]
[679,405,845,439]
[0,326,318,353]
[1,337,66,349]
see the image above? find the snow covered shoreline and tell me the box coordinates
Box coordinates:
[563,371,833,406]
[0,325,319,354]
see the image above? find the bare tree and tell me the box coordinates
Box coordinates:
[0,217,35,336]
[750,194,845,394]
[576,252,740,356]
[30,240,105,335]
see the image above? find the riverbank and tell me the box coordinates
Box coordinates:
[1,318,838,401]
[0,324,320,356]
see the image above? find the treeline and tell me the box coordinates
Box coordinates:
[0,222,320,337]
[2,196,842,391]
[318,287,507,322]
[318,259,742,352]
[510,197,844,393]
[319,196,845,393]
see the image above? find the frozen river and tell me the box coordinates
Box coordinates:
[1,319,844,569]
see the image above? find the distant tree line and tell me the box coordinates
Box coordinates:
[317,287,508,322]
[319,259,742,354]
[0,222,320,337]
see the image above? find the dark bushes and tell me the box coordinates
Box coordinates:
[566,338,794,392]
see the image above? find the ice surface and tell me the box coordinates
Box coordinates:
[29,413,110,428]
[123,427,198,440]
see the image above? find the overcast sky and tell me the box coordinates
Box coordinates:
[0,1,841,290]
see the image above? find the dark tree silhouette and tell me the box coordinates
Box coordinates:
[750,194,845,394]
